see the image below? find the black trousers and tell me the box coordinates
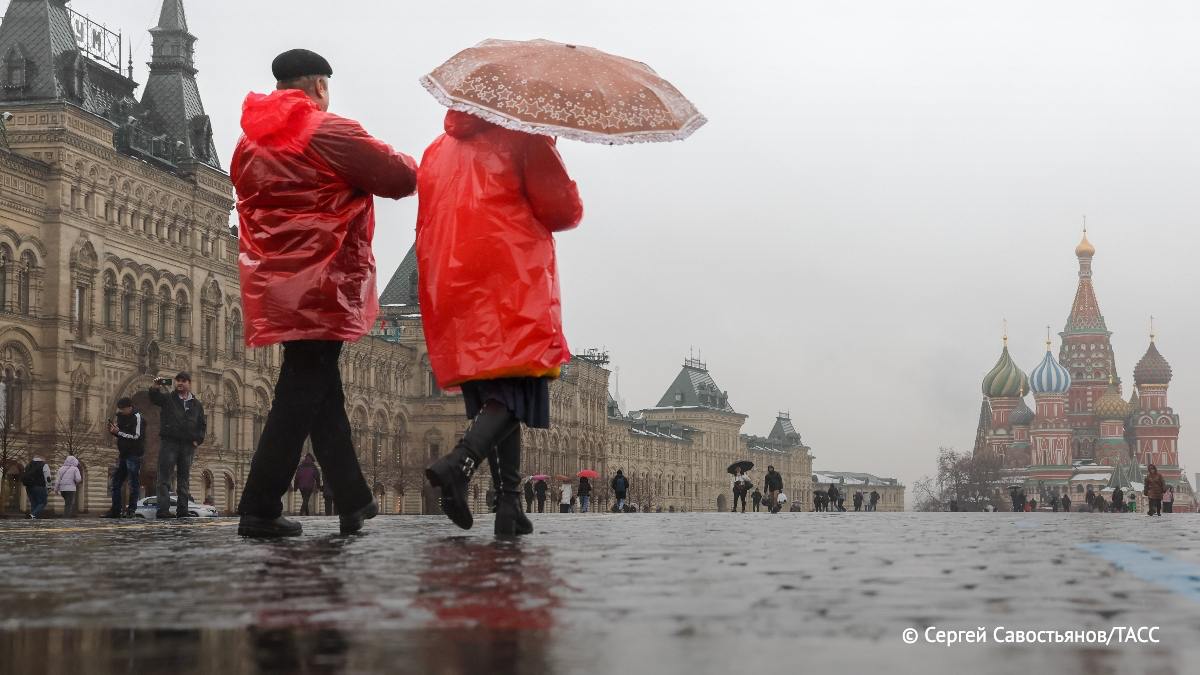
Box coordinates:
[238,341,372,519]
[537,496,546,513]
[1149,498,1162,515]
[732,491,746,511]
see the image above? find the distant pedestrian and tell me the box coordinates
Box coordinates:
[21,455,51,519]
[764,465,783,514]
[1085,486,1095,509]
[106,397,145,518]
[949,499,958,512]
[149,372,206,520]
[1162,485,1174,513]
[1029,497,1037,511]
[1111,487,1124,513]
[1061,494,1071,512]
[559,481,573,514]
[869,490,880,511]
[751,488,762,512]
[53,456,82,517]
[578,476,592,513]
[293,453,321,516]
[1050,495,1059,512]
[322,479,337,516]
[812,492,821,512]
[524,479,535,513]
[611,469,629,512]
[853,491,863,511]
[730,468,750,512]
[1144,464,1165,516]
[535,478,548,513]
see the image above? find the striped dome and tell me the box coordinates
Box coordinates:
[1009,397,1035,426]
[1030,350,1071,394]
[982,345,1028,398]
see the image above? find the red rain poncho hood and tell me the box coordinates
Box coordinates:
[232,89,417,346]
[416,110,583,388]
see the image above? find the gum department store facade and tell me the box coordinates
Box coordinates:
[0,0,818,517]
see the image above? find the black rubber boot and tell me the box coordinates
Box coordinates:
[339,499,378,535]
[487,448,501,514]
[425,401,518,530]
[494,428,532,536]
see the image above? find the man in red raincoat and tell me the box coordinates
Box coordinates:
[418,110,582,536]
[232,49,417,537]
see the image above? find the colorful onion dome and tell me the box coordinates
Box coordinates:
[1094,382,1129,420]
[1009,396,1035,426]
[1133,341,1172,386]
[1029,349,1071,394]
[982,345,1028,398]
[1075,230,1095,258]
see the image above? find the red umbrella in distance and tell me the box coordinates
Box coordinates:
[577,469,600,479]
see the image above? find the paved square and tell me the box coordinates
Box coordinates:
[1,512,1198,674]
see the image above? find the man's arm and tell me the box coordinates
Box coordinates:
[309,116,417,199]
[194,403,207,446]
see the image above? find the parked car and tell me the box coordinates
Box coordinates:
[133,495,219,519]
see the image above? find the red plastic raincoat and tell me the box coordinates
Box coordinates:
[416,110,583,388]
[232,90,417,346]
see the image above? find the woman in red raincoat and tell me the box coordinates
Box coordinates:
[418,110,582,536]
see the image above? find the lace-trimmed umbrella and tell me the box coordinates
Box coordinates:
[421,38,706,145]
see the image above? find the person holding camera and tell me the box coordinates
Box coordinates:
[149,372,207,519]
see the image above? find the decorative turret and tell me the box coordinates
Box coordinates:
[140,0,221,169]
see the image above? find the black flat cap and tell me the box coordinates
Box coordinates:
[272,48,333,81]
[175,371,192,382]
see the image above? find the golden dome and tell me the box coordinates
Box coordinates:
[1075,231,1095,258]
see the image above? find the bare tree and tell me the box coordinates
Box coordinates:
[932,446,1006,512]
[0,400,30,505]
[911,475,943,512]
[53,415,106,471]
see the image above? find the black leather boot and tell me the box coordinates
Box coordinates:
[426,402,518,530]
[494,426,533,536]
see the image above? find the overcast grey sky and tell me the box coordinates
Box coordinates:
[84,0,1200,490]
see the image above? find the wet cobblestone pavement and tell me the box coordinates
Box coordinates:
[1,512,1199,674]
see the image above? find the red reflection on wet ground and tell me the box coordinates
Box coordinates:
[415,538,562,631]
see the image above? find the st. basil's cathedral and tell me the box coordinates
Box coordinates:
[973,232,1193,511]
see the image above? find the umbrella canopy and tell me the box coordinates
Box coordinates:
[530,474,549,482]
[577,469,600,479]
[421,38,706,145]
[554,475,571,482]
[727,460,754,475]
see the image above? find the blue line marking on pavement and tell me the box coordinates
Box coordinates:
[1077,542,1200,603]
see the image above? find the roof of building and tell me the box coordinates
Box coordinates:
[655,359,735,412]
[1009,396,1035,426]
[1133,340,1172,387]
[379,244,419,307]
[0,0,221,173]
[812,471,900,486]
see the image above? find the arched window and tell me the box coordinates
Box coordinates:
[0,245,10,311]
[121,278,134,333]
[227,312,243,359]
[174,291,188,344]
[1,365,26,430]
[158,288,171,338]
[139,283,154,337]
[17,251,35,315]
[102,272,116,329]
